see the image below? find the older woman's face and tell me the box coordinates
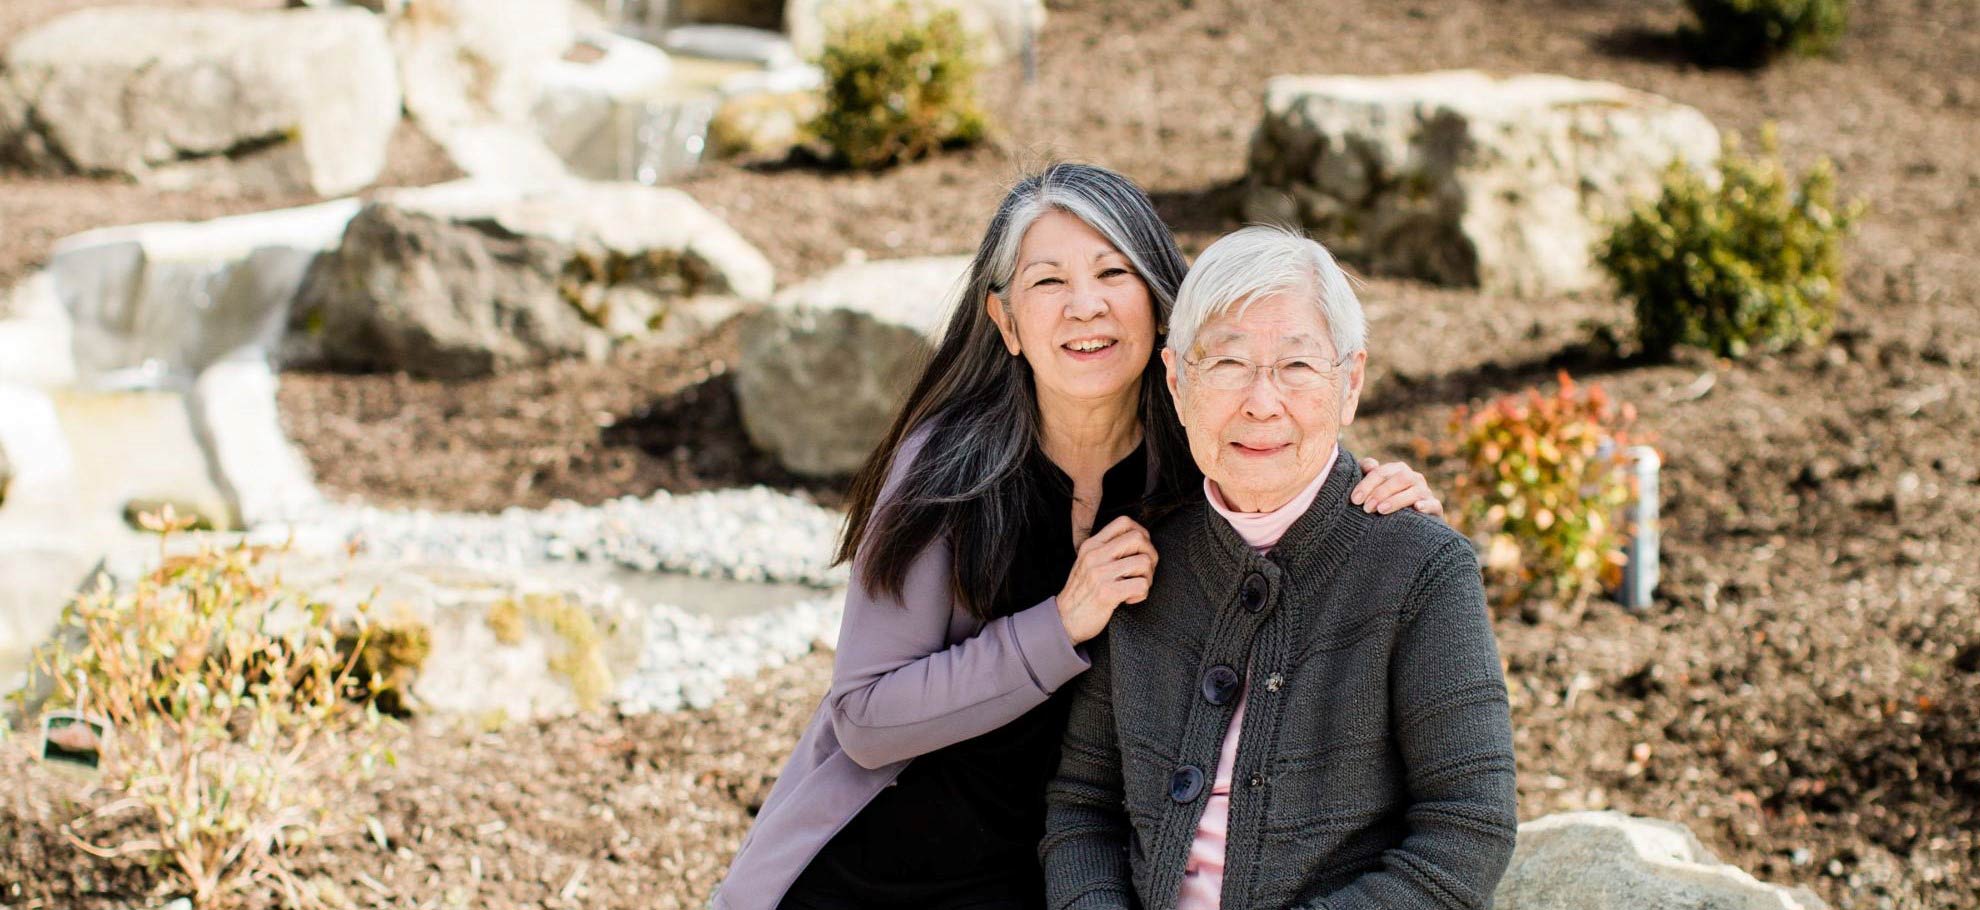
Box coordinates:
[1163,292,1367,512]
[987,211,1157,408]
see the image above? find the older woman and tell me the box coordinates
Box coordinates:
[1042,226,1518,909]
[714,168,1443,910]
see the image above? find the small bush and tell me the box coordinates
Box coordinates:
[1449,372,1637,620]
[337,614,431,718]
[14,512,392,907]
[1598,129,1859,360]
[1682,0,1848,66]
[808,2,989,170]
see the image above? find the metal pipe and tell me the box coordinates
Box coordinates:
[1619,445,1661,610]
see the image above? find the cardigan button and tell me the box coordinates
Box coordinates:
[1201,665,1241,706]
[1169,765,1205,803]
[1240,572,1269,612]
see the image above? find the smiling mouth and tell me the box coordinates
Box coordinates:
[1230,441,1290,455]
[1062,338,1117,355]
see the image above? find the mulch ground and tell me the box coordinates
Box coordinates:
[3,0,1977,907]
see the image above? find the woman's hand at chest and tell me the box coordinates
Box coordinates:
[1057,516,1157,646]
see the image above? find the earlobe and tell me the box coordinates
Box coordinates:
[1339,352,1367,425]
[1161,348,1185,422]
[985,292,1020,355]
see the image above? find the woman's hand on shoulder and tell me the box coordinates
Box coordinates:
[1057,516,1157,646]
[1353,457,1445,519]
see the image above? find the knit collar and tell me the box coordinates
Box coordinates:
[1204,444,1340,552]
[1196,447,1369,593]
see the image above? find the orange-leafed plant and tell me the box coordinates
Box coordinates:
[1449,372,1638,620]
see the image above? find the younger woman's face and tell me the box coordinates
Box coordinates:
[987,210,1158,410]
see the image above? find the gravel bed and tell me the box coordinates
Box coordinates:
[255,486,849,586]
[615,595,842,715]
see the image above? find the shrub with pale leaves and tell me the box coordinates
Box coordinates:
[13,510,395,907]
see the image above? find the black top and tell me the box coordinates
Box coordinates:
[783,442,1150,910]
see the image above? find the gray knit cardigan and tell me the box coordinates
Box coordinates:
[1040,453,1518,910]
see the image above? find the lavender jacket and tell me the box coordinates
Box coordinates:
[710,431,1096,909]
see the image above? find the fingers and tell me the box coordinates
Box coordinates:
[1112,573,1153,606]
[1356,461,1429,514]
[1351,458,1405,505]
[1083,519,1155,562]
[1081,515,1145,551]
[1111,552,1156,581]
[1375,489,1426,515]
[1359,468,1412,512]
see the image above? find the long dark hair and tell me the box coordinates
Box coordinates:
[834,163,1200,621]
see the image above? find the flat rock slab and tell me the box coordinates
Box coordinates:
[1243,70,1720,298]
[0,7,401,196]
[0,274,74,389]
[48,388,237,537]
[294,179,775,378]
[51,199,360,383]
[1497,812,1828,910]
[734,255,970,477]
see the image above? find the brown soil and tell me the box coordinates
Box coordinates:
[4,0,1978,908]
[277,322,842,513]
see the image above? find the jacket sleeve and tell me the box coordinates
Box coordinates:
[826,431,1091,770]
[1040,632,1139,910]
[1306,536,1519,910]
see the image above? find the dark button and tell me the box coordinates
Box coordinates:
[1249,772,1266,789]
[1201,665,1242,706]
[1169,765,1206,803]
[1240,572,1269,612]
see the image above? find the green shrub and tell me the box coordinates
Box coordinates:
[808,2,989,170]
[1598,130,1859,360]
[14,511,392,907]
[1682,0,1848,66]
[1449,372,1637,621]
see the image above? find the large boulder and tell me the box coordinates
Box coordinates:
[1242,71,1721,298]
[785,0,1045,67]
[0,7,401,196]
[734,255,968,477]
[294,180,775,378]
[50,199,360,385]
[387,0,577,186]
[392,0,574,128]
[1496,812,1827,910]
[531,30,678,181]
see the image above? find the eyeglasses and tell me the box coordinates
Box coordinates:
[1184,351,1353,392]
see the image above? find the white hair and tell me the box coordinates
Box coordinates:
[1166,225,1366,359]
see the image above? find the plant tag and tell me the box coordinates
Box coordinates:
[40,711,111,771]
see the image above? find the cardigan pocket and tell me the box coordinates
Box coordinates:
[1260,745,1405,837]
